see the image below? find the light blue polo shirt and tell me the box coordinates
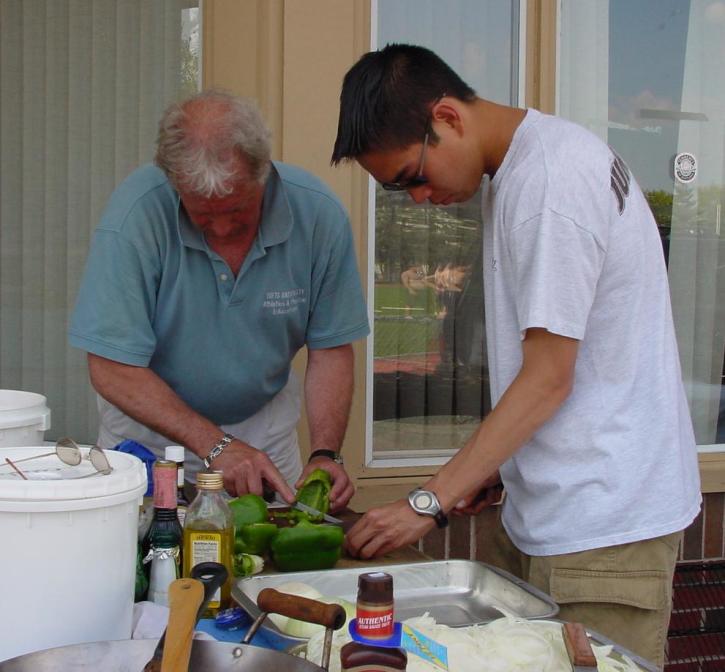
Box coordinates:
[69,162,369,425]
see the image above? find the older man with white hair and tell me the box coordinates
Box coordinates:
[69,90,368,507]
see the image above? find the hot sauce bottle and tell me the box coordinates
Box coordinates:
[356,572,395,640]
[344,571,406,671]
[340,642,407,672]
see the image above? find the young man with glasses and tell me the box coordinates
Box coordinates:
[331,44,700,668]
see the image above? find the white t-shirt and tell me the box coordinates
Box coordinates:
[482,109,701,556]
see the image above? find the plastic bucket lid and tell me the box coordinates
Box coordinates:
[0,446,147,511]
[0,390,51,431]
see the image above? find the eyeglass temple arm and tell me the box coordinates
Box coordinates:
[0,450,56,466]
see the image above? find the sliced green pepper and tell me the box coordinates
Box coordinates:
[234,522,279,555]
[296,468,332,514]
[270,519,344,572]
[229,493,269,527]
[271,509,315,524]
[232,553,264,577]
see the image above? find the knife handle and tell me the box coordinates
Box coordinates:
[562,622,598,668]
[258,588,346,630]
[262,481,276,503]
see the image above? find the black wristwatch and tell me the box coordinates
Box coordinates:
[308,449,343,465]
[408,488,449,528]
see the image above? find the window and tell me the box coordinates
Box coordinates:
[368,0,524,465]
[0,0,200,442]
[559,0,725,449]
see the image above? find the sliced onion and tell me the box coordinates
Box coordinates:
[304,612,646,672]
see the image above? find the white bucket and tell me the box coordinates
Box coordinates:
[0,390,51,447]
[0,446,147,662]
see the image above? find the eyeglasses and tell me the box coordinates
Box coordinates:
[1,437,113,479]
[381,131,430,192]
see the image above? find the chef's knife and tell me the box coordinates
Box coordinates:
[292,499,344,526]
[264,479,343,525]
[562,622,599,671]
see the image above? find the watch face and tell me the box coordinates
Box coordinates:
[412,491,434,511]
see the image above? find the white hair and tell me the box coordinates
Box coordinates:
[155,89,272,198]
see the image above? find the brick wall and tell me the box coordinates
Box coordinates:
[682,493,724,561]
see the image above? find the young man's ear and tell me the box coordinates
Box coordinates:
[432,98,465,135]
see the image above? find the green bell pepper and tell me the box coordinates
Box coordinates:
[234,522,279,555]
[232,552,265,577]
[296,468,332,515]
[229,493,269,527]
[270,519,344,572]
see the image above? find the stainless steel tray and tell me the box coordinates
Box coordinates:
[233,560,558,647]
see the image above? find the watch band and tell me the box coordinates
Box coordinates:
[203,433,234,469]
[432,509,449,529]
[308,449,343,465]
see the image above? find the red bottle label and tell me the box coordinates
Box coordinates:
[356,606,394,640]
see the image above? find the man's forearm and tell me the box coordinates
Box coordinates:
[304,344,354,456]
[87,353,225,458]
[426,329,578,511]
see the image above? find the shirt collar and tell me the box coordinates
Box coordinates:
[177,162,293,251]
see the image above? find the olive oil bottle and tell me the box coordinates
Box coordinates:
[182,471,234,616]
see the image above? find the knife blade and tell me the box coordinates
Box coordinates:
[562,622,599,671]
[292,499,343,526]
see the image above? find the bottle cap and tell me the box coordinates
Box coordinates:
[215,607,250,630]
[357,572,393,605]
[197,471,224,490]
[165,445,186,463]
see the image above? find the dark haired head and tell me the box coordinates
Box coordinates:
[331,44,476,164]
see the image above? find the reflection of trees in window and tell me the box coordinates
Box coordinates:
[645,189,674,263]
[373,187,490,425]
[647,183,725,444]
[644,186,714,265]
[375,188,482,282]
[645,185,725,266]
[180,8,200,98]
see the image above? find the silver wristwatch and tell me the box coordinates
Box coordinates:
[203,433,234,469]
[408,488,449,528]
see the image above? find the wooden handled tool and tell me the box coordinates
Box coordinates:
[562,622,598,671]
[142,578,204,672]
[257,587,346,630]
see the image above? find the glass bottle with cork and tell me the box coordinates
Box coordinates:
[164,445,189,526]
[143,459,184,605]
[182,471,234,616]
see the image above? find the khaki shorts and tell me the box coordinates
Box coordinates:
[475,506,681,670]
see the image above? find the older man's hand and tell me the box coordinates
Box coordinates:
[295,457,354,513]
[212,438,295,502]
